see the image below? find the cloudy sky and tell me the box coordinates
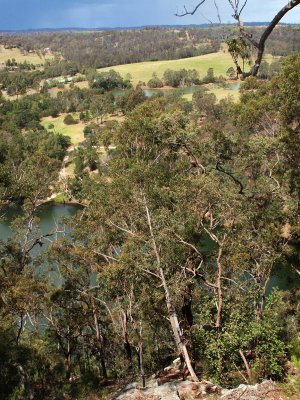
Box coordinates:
[1,0,300,30]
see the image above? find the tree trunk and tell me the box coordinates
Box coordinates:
[92,302,107,379]
[159,267,198,382]
[144,195,198,382]
[121,310,133,370]
[239,349,253,383]
[136,325,146,388]
[242,0,300,77]
[66,352,72,381]
[216,240,224,330]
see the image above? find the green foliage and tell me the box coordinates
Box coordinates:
[163,68,200,87]
[116,86,147,113]
[2,49,300,398]
[192,292,287,385]
[147,72,164,88]
[203,67,215,83]
[64,113,78,125]
[89,69,132,92]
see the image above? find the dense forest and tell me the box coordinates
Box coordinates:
[1,25,300,69]
[0,19,300,400]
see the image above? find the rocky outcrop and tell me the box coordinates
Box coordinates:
[220,380,286,400]
[111,379,288,400]
[112,379,221,400]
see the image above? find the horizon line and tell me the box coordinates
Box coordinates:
[1,21,300,33]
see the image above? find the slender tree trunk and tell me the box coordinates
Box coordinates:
[121,310,133,370]
[66,353,72,381]
[16,312,24,345]
[144,195,198,382]
[159,267,198,382]
[239,349,253,383]
[92,302,107,379]
[136,324,146,388]
[216,240,225,330]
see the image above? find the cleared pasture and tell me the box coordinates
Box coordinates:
[41,113,85,146]
[98,52,236,85]
[0,45,53,65]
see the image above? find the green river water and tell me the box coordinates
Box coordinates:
[112,82,241,99]
[0,203,299,292]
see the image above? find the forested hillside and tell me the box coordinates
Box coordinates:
[1,25,300,69]
[0,14,300,400]
[0,47,300,398]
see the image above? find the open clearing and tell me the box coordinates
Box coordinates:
[0,46,53,65]
[41,113,85,146]
[41,112,124,146]
[97,51,277,87]
[98,52,236,85]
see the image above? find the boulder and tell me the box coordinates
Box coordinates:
[221,381,282,400]
[177,381,203,399]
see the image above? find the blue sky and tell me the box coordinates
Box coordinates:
[1,0,300,30]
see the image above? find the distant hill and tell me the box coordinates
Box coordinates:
[0,22,299,34]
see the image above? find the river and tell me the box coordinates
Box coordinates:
[112,82,240,99]
[0,203,80,242]
[0,202,298,291]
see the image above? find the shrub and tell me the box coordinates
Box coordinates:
[64,114,77,125]
[148,73,164,88]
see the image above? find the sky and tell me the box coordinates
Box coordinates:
[1,0,300,30]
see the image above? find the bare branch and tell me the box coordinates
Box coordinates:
[175,233,204,261]
[93,250,119,263]
[244,0,300,76]
[214,0,222,24]
[140,267,161,279]
[175,0,208,17]
[177,0,300,77]
[216,161,245,195]
[108,220,135,236]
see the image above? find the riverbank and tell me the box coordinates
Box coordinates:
[40,192,86,207]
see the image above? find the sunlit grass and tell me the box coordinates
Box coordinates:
[41,113,85,146]
[0,45,53,65]
[98,51,236,85]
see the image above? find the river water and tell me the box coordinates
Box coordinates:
[0,203,80,241]
[1,203,299,292]
[112,82,240,99]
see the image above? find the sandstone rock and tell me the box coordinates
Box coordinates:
[151,381,180,400]
[173,358,181,369]
[221,380,280,400]
[177,381,203,400]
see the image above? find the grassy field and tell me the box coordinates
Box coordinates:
[41,112,124,146]
[98,51,236,85]
[0,46,53,64]
[41,113,85,146]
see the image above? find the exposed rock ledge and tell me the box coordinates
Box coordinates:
[111,379,285,400]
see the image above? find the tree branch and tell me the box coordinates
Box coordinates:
[175,0,208,17]
[177,0,300,76]
[216,161,245,195]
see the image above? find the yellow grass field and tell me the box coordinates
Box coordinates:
[98,51,236,85]
[0,46,53,65]
[41,112,124,146]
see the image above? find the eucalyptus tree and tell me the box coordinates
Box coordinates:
[68,84,290,383]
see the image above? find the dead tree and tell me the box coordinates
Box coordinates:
[176,0,300,77]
